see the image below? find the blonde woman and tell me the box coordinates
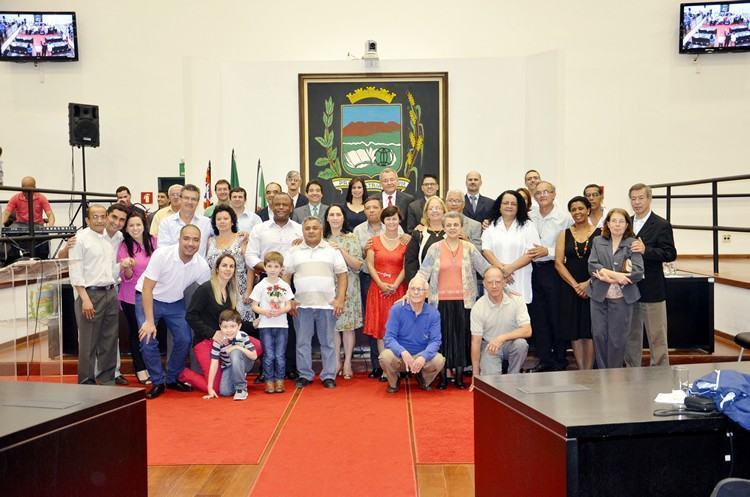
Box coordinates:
[405,196,447,283]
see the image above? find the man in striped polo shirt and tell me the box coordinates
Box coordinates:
[284,217,347,389]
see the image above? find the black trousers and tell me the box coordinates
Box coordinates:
[528,261,567,369]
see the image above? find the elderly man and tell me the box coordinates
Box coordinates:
[379,167,413,231]
[150,184,183,236]
[624,183,677,368]
[229,186,262,233]
[157,184,212,256]
[204,179,231,218]
[445,190,482,251]
[283,217,347,389]
[406,174,440,232]
[528,180,571,372]
[292,180,327,223]
[286,170,308,208]
[246,193,303,378]
[258,182,282,221]
[380,276,444,393]
[69,205,121,385]
[136,224,211,399]
[470,267,531,388]
[463,170,494,224]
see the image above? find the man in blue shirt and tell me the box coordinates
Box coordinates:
[380,276,445,393]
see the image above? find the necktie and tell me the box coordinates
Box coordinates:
[312,205,318,217]
[388,195,393,207]
[471,195,478,213]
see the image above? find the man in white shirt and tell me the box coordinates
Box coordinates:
[136,225,211,399]
[69,205,121,385]
[528,180,571,371]
[149,184,182,236]
[284,217,347,389]
[157,184,212,256]
[229,186,262,234]
[470,267,531,387]
[245,193,303,379]
[379,167,413,231]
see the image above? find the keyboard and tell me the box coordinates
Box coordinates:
[2,226,78,236]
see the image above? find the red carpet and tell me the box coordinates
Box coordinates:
[410,386,474,464]
[147,381,294,465]
[250,379,417,497]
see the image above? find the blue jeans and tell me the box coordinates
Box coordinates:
[219,349,255,396]
[136,293,191,385]
[260,327,288,381]
[293,307,337,381]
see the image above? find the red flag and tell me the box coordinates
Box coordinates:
[203,160,212,209]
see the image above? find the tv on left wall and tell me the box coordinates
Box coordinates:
[0,11,78,62]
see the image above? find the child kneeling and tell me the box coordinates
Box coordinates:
[203,309,258,401]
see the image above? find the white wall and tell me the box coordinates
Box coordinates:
[1,0,749,253]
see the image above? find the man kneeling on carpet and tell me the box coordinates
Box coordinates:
[380,276,445,393]
[202,309,258,401]
[469,267,531,391]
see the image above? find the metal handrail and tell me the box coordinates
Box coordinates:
[649,174,750,273]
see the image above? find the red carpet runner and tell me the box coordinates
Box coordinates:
[410,387,474,464]
[147,383,294,465]
[249,379,418,497]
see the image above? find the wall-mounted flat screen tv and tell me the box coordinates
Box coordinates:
[0,11,78,62]
[680,2,750,53]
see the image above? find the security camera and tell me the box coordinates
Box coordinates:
[363,40,378,60]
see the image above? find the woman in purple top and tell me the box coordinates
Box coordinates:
[117,210,157,384]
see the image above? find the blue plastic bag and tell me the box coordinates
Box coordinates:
[689,369,750,430]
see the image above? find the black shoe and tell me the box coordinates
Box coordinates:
[386,380,401,394]
[286,370,300,380]
[322,379,336,389]
[368,367,383,379]
[415,372,432,391]
[295,377,312,388]
[437,371,448,390]
[114,375,129,386]
[254,374,266,384]
[146,384,166,399]
[166,380,192,392]
[454,367,467,389]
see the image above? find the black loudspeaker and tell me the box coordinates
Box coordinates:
[68,102,100,148]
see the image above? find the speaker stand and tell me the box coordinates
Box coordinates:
[80,146,88,225]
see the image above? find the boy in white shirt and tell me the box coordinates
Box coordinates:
[202,309,258,401]
[250,251,294,393]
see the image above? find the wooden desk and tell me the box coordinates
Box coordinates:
[474,363,750,497]
[0,382,146,497]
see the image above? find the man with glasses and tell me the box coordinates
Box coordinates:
[528,180,571,371]
[379,168,413,231]
[379,276,444,393]
[583,184,607,229]
[157,184,212,256]
[406,174,440,232]
[150,184,183,236]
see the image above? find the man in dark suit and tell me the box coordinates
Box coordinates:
[292,180,328,223]
[463,170,494,224]
[258,182,282,221]
[406,174,440,232]
[286,170,308,208]
[624,183,677,368]
[379,168,413,231]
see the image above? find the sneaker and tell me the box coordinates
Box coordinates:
[274,379,286,393]
[264,381,275,394]
[233,389,248,401]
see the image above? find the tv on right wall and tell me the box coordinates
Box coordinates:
[680,1,750,53]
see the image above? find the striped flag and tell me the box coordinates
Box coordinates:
[203,160,212,209]
[230,149,240,188]
[255,159,266,211]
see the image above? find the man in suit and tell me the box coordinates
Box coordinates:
[258,182,282,221]
[463,170,494,224]
[445,190,482,251]
[292,180,327,223]
[380,167,413,231]
[624,183,677,368]
[286,171,308,208]
[406,174,440,232]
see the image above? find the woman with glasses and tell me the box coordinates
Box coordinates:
[587,208,644,369]
[481,190,540,304]
[418,211,490,389]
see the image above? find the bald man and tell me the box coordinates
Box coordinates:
[463,170,493,223]
[2,176,55,227]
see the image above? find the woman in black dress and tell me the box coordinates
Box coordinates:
[343,176,367,228]
[405,197,446,283]
[554,196,599,370]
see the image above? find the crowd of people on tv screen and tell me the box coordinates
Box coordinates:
[4,167,676,400]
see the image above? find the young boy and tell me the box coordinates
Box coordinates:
[250,251,294,394]
[203,309,258,401]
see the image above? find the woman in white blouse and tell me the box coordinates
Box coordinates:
[481,190,541,304]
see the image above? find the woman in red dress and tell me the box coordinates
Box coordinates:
[364,205,407,378]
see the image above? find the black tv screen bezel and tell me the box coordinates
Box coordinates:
[0,11,79,62]
[680,1,750,54]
